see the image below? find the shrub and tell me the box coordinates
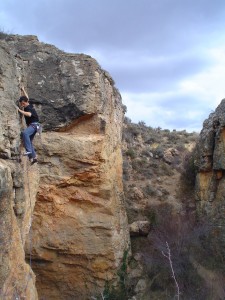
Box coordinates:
[144,184,157,197]
[138,120,146,127]
[126,124,141,137]
[176,143,186,152]
[166,132,180,143]
[160,162,174,176]
[141,212,211,299]
[151,146,164,158]
[125,148,136,159]
[141,168,153,179]
[131,157,148,171]
[0,29,9,40]
[163,129,170,134]
[124,117,132,124]
[141,149,152,157]
[144,136,158,144]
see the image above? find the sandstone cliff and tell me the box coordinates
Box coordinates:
[195,100,225,259]
[0,37,39,299]
[0,35,130,299]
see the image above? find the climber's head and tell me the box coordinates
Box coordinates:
[19,96,29,108]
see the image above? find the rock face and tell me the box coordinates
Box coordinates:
[0,38,39,299]
[195,99,225,259]
[0,35,130,299]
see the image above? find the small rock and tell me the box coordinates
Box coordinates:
[134,279,147,294]
[134,253,142,261]
[131,187,144,200]
[129,221,151,236]
[156,190,163,197]
[168,195,175,202]
[163,147,180,164]
[128,267,143,280]
[13,203,25,216]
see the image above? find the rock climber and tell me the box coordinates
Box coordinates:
[17,86,39,164]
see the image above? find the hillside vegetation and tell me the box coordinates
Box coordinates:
[121,119,225,300]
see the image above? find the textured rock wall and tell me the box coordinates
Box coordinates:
[0,39,38,299]
[195,99,225,259]
[2,35,130,299]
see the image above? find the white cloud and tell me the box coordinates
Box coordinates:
[122,91,206,132]
[1,0,225,132]
[180,46,225,107]
[122,43,225,132]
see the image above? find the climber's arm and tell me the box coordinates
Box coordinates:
[20,86,29,100]
[18,108,31,117]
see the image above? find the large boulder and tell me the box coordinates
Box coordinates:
[0,34,130,299]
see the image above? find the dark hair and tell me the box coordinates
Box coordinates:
[19,96,28,102]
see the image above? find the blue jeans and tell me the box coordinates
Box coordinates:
[22,125,37,159]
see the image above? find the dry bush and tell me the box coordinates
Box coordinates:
[141,210,211,299]
[144,184,157,197]
[0,28,9,40]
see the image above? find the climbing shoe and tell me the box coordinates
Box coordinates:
[31,158,38,165]
[23,151,32,156]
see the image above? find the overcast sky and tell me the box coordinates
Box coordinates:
[1,0,225,132]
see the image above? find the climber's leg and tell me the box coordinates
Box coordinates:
[22,126,36,159]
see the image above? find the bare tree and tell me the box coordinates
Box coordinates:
[162,241,180,300]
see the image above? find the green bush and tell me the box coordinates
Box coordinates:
[126,148,136,159]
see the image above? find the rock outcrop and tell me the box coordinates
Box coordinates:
[129,221,151,236]
[0,39,39,299]
[0,35,130,299]
[195,99,225,259]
